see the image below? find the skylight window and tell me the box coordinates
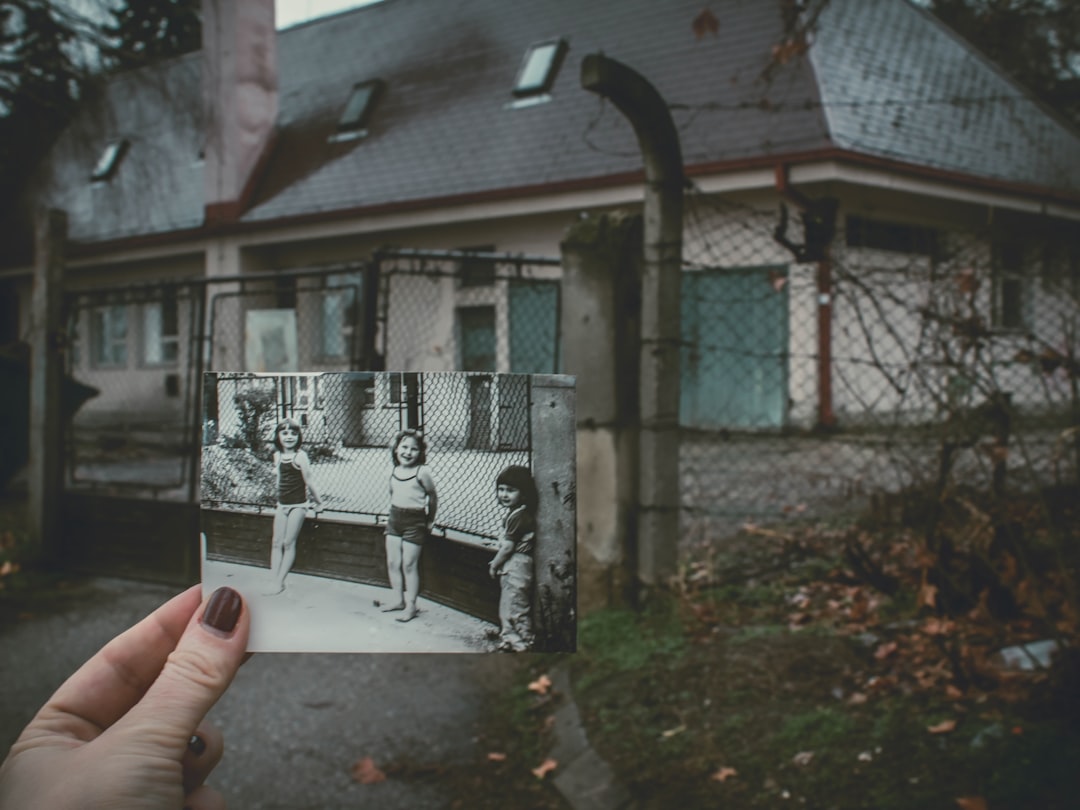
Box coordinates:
[513,39,567,98]
[334,79,384,140]
[91,139,129,182]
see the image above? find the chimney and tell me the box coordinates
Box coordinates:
[202,0,278,225]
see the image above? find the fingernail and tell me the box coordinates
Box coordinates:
[188,734,207,756]
[201,587,242,636]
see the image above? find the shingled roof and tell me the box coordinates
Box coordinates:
[30,0,1080,246]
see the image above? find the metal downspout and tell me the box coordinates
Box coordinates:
[581,53,684,585]
[775,165,837,430]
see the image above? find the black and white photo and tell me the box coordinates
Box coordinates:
[200,370,576,653]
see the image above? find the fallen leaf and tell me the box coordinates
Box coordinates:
[955,797,988,810]
[945,685,964,700]
[792,750,815,766]
[848,691,868,705]
[661,724,686,739]
[874,641,899,660]
[710,766,738,782]
[928,719,957,734]
[350,756,386,785]
[531,758,558,779]
[919,582,939,610]
[487,751,507,762]
[528,674,553,695]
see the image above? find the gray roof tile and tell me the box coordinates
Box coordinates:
[34,0,1080,245]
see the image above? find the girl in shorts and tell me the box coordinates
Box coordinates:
[382,429,438,623]
[267,418,322,595]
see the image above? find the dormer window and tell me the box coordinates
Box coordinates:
[512,38,567,99]
[91,139,129,182]
[332,79,384,141]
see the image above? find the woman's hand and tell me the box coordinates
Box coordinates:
[0,585,249,810]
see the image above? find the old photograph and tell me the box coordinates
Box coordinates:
[200,370,576,653]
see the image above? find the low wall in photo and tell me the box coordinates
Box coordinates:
[201,509,500,624]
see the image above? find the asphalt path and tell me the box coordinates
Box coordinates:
[0,577,528,809]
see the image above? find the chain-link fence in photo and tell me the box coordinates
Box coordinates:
[679,187,1080,548]
[201,370,532,542]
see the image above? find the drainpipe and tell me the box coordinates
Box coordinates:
[581,53,683,586]
[775,165,837,430]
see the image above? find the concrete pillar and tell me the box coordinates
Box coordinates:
[637,220,682,586]
[28,208,66,563]
[530,374,577,650]
[560,210,643,612]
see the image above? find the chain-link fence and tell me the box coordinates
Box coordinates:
[62,278,207,497]
[374,249,561,375]
[201,370,532,540]
[679,187,1080,547]
[206,264,375,374]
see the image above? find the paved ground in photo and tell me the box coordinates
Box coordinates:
[0,578,539,810]
[202,556,500,653]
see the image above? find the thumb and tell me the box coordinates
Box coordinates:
[106,587,249,757]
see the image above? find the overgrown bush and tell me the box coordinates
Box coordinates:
[233,386,276,460]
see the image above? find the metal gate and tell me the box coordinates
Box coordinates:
[58,262,377,583]
[56,250,559,583]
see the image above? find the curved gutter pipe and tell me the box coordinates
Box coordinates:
[581,53,683,585]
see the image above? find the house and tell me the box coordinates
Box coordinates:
[3,0,1079,444]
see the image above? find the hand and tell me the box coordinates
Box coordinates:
[0,586,250,810]
[489,563,500,579]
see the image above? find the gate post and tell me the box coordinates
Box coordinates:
[581,53,683,587]
[529,374,577,650]
[28,208,66,564]
[560,210,643,611]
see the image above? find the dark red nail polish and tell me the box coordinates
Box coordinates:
[201,587,242,635]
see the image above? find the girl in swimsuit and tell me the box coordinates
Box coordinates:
[267,418,322,595]
[382,429,438,623]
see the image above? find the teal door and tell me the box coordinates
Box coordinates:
[509,280,559,373]
[681,267,789,429]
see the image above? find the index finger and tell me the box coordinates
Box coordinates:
[23,585,203,744]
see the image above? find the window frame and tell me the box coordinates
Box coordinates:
[333,79,385,140]
[91,303,129,368]
[512,38,568,99]
[991,241,1030,332]
[140,293,180,368]
[91,139,130,182]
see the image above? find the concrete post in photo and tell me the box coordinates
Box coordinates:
[560,210,643,612]
[28,208,66,563]
[529,374,577,651]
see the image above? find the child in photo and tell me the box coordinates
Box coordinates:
[267,418,322,595]
[488,465,538,652]
[383,429,438,623]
